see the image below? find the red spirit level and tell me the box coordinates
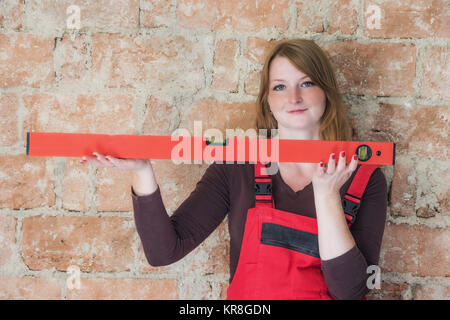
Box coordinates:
[26,132,395,165]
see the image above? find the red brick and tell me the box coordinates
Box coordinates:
[366,282,409,300]
[296,0,326,33]
[0,33,54,88]
[141,0,172,28]
[415,161,450,218]
[180,98,257,134]
[145,160,204,214]
[212,39,240,92]
[96,168,133,212]
[62,159,89,212]
[380,222,450,277]
[0,0,24,30]
[183,279,223,299]
[387,151,448,219]
[91,34,204,90]
[0,155,55,209]
[414,284,450,300]
[245,37,277,64]
[54,33,89,84]
[420,46,450,100]
[27,0,139,33]
[142,96,176,136]
[433,168,450,217]
[389,157,416,217]
[407,106,449,158]
[365,0,450,39]
[220,281,229,300]
[0,215,16,269]
[0,276,61,299]
[66,278,178,300]
[415,206,435,218]
[178,0,289,32]
[22,216,136,272]
[177,0,217,29]
[218,0,289,33]
[328,0,358,35]
[324,42,416,96]
[0,94,19,146]
[23,93,136,136]
[368,104,449,159]
[244,69,261,96]
[345,109,359,140]
[189,221,230,274]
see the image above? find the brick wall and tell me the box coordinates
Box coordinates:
[0,0,448,300]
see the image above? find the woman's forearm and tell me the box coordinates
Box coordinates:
[132,162,158,196]
[314,191,355,261]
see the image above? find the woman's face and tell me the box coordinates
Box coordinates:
[267,56,327,136]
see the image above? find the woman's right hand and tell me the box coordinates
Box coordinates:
[79,152,152,172]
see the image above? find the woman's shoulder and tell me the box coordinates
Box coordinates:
[359,165,387,186]
[353,164,388,198]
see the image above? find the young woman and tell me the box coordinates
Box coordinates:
[81,39,387,300]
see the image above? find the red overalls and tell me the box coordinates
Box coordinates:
[227,161,379,300]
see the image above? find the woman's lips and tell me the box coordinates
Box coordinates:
[288,109,307,114]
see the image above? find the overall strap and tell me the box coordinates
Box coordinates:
[254,162,274,208]
[342,165,379,224]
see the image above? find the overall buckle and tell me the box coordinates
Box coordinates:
[254,181,272,195]
[342,196,360,224]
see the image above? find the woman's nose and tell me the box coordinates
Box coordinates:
[288,86,302,103]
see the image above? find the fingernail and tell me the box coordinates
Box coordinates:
[353,155,358,161]
[320,162,324,167]
[341,151,346,157]
[331,154,336,160]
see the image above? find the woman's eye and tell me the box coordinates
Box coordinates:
[272,82,314,91]
[273,84,285,91]
[302,81,314,87]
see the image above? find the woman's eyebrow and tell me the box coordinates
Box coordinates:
[271,75,310,82]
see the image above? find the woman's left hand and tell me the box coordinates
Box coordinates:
[311,151,359,195]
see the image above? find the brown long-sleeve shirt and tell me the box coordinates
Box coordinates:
[132,161,388,300]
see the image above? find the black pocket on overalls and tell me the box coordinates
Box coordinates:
[260,223,320,258]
